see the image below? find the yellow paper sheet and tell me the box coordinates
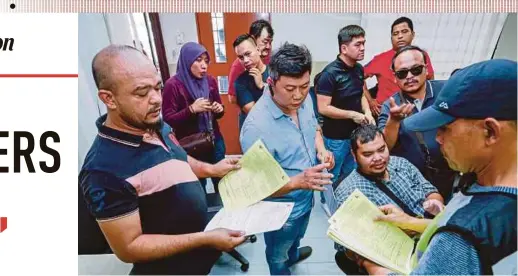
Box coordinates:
[219,139,290,210]
[327,189,414,275]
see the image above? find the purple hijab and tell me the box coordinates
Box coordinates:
[176,42,212,132]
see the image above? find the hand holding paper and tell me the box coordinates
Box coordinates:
[211,157,242,177]
[327,189,415,275]
[218,139,290,210]
[205,228,247,252]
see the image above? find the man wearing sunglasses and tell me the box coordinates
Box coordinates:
[362,17,435,118]
[378,45,457,202]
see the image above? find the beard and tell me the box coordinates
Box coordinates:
[120,109,162,132]
[369,169,387,179]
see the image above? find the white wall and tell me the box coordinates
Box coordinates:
[270,13,508,89]
[493,13,517,61]
[159,13,199,74]
[78,13,136,170]
[270,13,362,62]
[78,14,110,171]
[360,13,507,81]
[104,14,135,46]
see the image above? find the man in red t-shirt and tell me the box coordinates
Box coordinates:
[228,19,274,104]
[363,16,435,117]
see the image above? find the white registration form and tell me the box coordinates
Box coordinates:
[204,201,294,236]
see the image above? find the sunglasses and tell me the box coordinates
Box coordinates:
[395,65,425,80]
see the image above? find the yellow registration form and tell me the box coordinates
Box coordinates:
[327,189,415,275]
[219,139,290,210]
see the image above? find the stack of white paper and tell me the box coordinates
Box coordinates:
[205,201,294,235]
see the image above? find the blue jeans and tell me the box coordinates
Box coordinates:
[324,137,356,189]
[264,211,311,275]
[199,135,226,193]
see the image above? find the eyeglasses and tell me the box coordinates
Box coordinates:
[395,65,425,80]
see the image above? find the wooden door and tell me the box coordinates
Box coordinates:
[196,13,269,155]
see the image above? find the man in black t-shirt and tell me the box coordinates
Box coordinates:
[316,25,375,190]
[233,34,269,130]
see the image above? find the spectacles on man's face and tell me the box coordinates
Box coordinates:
[395,65,425,80]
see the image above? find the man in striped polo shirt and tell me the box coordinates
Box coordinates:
[79,45,246,275]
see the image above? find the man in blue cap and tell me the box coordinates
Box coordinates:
[359,59,517,275]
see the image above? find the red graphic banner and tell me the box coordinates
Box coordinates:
[0,217,7,232]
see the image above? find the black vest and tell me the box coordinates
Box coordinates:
[434,189,517,274]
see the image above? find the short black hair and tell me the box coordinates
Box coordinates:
[91,44,142,90]
[391,17,414,33]
[233,34,256,48]
[338,25,365,48]
[249,19,274,39]
[391,45,427,71]
[350,124,386,154]
[269,42,312,82]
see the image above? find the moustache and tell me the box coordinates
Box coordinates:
[148,107,161,114]
[405,79,418,86]
[371,160,386,167]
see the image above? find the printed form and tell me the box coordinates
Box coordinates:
[327,189,415,275]
[219,139,290,210]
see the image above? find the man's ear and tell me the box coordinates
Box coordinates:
[98,89,117,110]
[340,43,347,55]
[483,118,502,146]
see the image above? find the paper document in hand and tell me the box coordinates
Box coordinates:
[205,201,294,236]
[327,189,415,275]
[219,139,289,210]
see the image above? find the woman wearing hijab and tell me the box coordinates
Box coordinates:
[162,42,226,194]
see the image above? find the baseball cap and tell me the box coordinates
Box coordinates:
[405,59,517,132]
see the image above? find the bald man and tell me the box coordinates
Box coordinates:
[79,44,246,275]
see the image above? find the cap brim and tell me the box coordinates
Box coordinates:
[405,106,456,132]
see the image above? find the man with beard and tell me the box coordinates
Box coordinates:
[378,45,457,201]
[332,124,444,274]
[362,58,517,276]
[78,45,247,275]
[233,34,269,130]
[362,17,435,117]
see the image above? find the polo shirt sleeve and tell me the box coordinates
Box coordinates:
[239,122,262,153]
[315,71,335,96]
[424,51,435,79]
[80,170,139,221]
[410,231,482,275]
[235,76,255,109]
[378,98,392,131]
[304,91,319,124]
